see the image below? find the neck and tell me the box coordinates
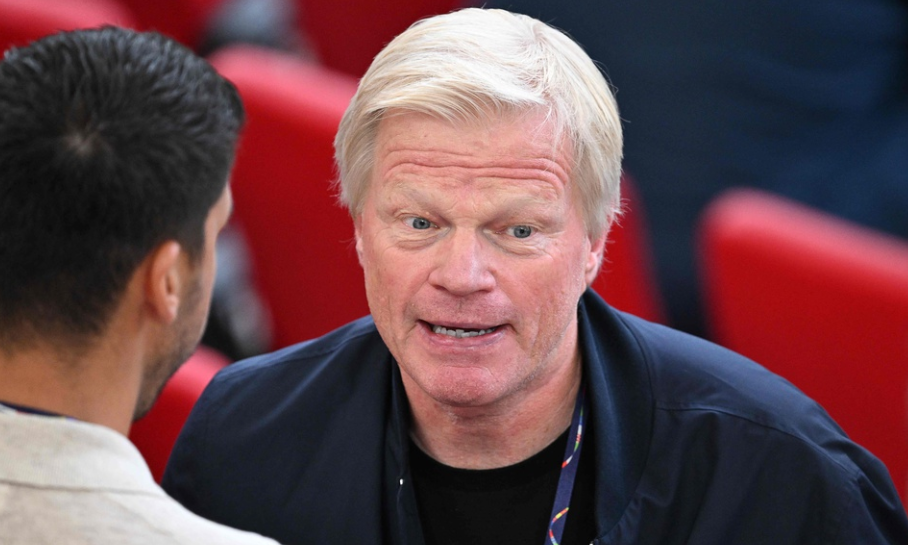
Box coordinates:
[0,337,144,436]
[407,357,583,470]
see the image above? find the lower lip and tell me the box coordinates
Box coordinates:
[419,321,505,349]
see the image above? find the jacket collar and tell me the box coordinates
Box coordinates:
[0,407,160,495]
[383,289,653,540]
[577,290,654,537]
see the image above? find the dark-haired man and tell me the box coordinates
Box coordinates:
[0,27,277,544]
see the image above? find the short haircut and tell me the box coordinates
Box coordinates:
[334,8,623,238]
[0,27,245,347]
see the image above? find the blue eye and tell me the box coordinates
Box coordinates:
[508,225,533,239]
[406,217,434,230]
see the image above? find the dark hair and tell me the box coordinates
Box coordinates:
[0,27,245,346]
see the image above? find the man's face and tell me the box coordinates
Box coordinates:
[356,111,604,411]
[134,185,233,420]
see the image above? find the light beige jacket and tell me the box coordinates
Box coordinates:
[0,406,280,544]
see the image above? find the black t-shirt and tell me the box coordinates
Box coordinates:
[410,427,595,545]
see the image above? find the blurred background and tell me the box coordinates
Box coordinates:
[3,0,907,506]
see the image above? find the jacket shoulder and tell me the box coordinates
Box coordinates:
[614,311,827,431]
[162,316,393,543]
[581,298,907,543]
[214,315,384,388]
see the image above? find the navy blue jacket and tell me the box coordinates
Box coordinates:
[163,290,908,544]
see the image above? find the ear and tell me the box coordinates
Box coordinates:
[353,215,365,268]
[144,241,185,325]
[584,230,608,287]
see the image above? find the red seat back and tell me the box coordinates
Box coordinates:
[116,0,225,48]
[0,0,135,53]
[210,46,367,350]
[699,188,908,507]
[129,346,229,483]
[591,177,666,323]
[295,0,462,76]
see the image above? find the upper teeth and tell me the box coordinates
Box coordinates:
[433,325,496,338]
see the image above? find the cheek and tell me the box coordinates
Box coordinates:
[529,242,590,295]
[530,271,580,323]
[201,247,219,303]
[361,242,409,319]
[514,246,588,328]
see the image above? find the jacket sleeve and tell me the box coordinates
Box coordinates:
[833,463,908,544]
[161,379,217,520]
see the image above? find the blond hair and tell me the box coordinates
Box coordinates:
[334,8,623,237]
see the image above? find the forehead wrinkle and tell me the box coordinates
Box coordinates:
[380,157,570,201]
[382,142,570,174]
[374,111,577,209]
[383,176,566,222]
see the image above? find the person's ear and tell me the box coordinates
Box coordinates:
[585,231,608,287]
[145,241,185,324]
[353,215,365,268]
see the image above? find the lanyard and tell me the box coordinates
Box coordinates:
[545,382,588,545]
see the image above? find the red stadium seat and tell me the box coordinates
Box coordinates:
[0,0,135,53]
[116,0,225,48]
[295,0,462,77]
[129,346,230,483]
[210,46,368,349]
[698,188,908,507]
[591,176,666,323]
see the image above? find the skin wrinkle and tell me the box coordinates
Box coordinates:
[382,150,571,181]
[377,109,573,190]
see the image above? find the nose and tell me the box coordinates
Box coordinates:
[428,229,496,296]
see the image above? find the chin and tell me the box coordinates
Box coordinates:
[421,368,513,409]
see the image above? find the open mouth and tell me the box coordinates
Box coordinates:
[430,324,498,339]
